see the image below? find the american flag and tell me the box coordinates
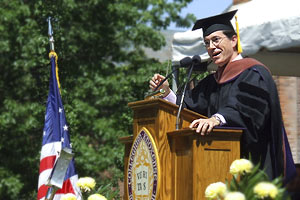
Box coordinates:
[37,53,81,200]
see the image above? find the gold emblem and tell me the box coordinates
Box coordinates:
[127,128,160,200]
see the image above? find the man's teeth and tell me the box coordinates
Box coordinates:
[213,52,221,56]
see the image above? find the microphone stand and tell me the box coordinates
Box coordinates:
[175,63,195,130]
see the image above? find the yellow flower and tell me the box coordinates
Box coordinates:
[230,159,253,175]
[205,182,227,199]
[224,192,245,200]
[88,194,107,200]
[61,193,77,200]
[254,182,278,199]
[76,177,96,192]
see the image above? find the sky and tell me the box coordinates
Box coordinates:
[169,0,232,31]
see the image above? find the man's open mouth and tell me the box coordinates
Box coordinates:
[212,51,221,58]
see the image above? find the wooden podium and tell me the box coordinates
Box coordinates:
[119,98,243,200]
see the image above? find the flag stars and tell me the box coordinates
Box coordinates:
[59,107,63,113]
[61,137,65,143]
[63,125,68,131]
[43,131,46,136]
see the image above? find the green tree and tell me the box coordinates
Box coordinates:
[0,0,195,199]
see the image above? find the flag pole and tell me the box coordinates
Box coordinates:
[48,17,55,52]
[44,16,57,200]
[38,17,81,200]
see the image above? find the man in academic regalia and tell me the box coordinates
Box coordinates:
[149,10,296,183]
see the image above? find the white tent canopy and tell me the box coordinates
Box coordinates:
[172,0,300,76]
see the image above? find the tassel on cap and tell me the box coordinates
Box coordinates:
[235,15,243,54]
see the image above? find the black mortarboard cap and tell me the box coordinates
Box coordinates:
[192,10,238,37]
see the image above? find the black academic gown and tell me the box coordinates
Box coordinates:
[178,63,296,182]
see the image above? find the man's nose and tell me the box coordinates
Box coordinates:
[206,41,215,49]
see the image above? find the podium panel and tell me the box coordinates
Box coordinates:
[168,129,242,200]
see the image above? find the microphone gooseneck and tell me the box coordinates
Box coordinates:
[175,55,201,130]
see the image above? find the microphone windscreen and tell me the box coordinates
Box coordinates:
[179,57,192,67]
[192,55,201,64]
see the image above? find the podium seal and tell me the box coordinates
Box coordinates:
[127,128,160,200]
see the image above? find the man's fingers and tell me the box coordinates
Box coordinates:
[189,119,200,128]
[150,74,162,89]
[190,118,216,135]
[152,74,159,83]
[149,80,157,89]
[150,74,165,90]
[200,122,209,135]
[153,74,165,82]
[196,121,206,134]
[207,124,214,133]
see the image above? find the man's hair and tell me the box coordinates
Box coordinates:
[222,30,237,39]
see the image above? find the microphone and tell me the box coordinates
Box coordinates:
[193,55,208,72]
[179,56,192,68]
[180,55,207,72]
[192,55,201,64]
[175,55,200,130]
[179,55,201,67]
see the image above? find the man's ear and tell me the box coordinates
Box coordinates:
[231,35,238,50]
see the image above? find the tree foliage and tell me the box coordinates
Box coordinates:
[0,0,195,199]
